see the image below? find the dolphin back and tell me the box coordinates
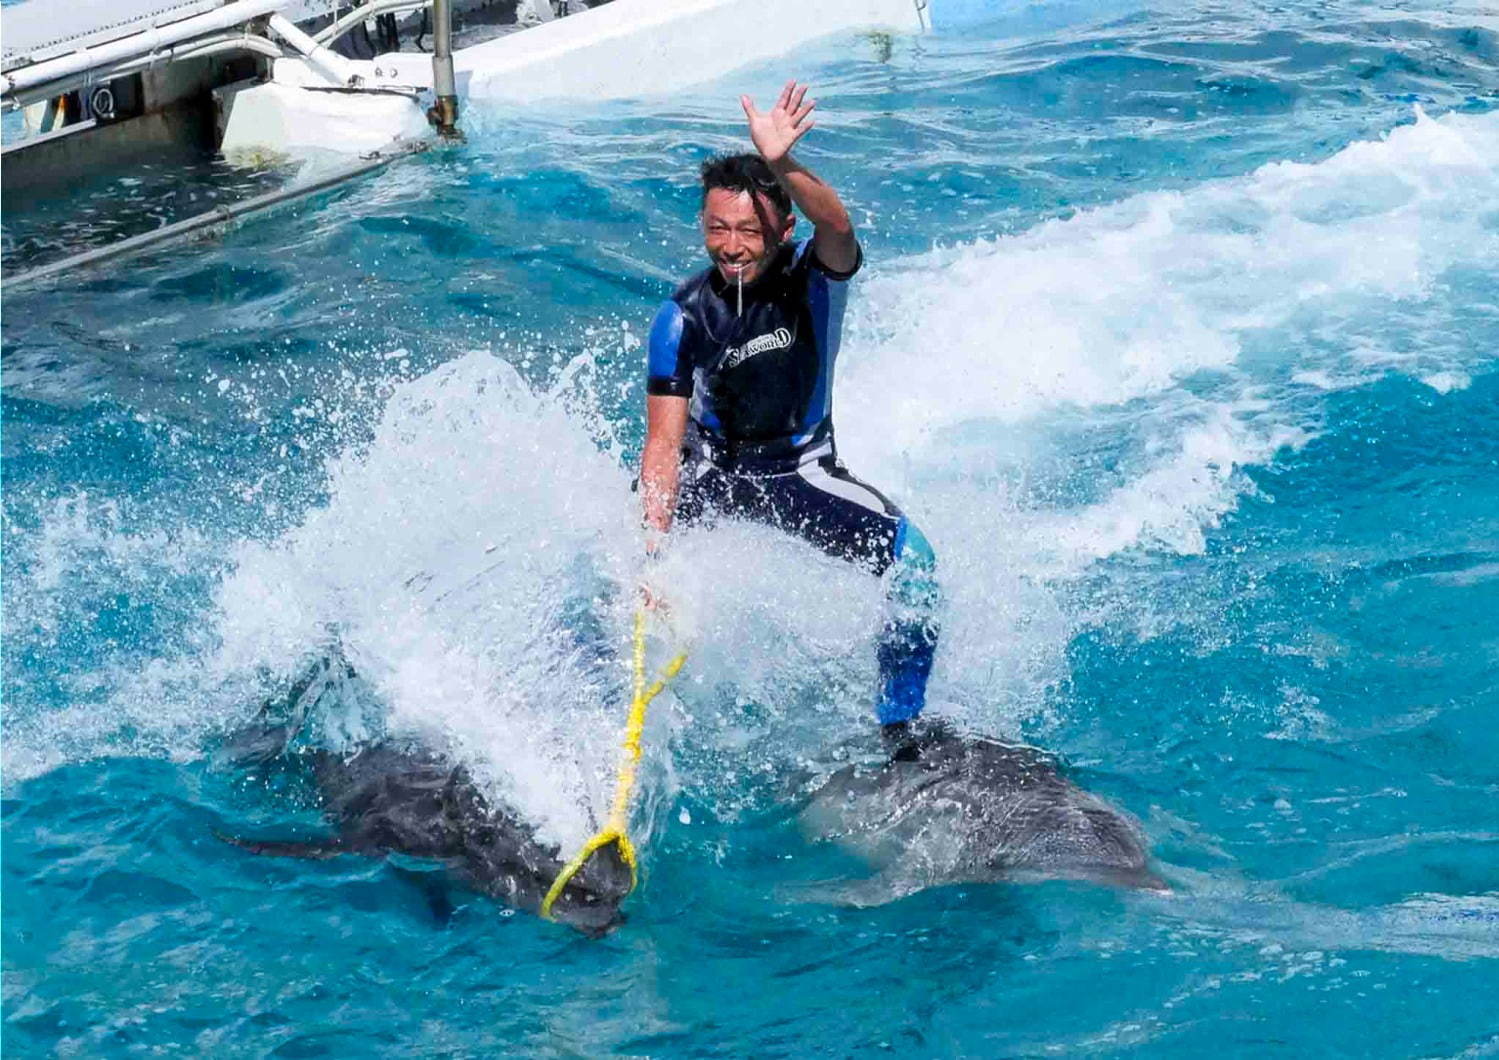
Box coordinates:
[803,725,1164,898]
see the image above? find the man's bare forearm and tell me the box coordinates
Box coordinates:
[641,437,681,533]
[768,154,858,273]
[641,395,688,536]
[767,154,851,233]
[740,81,858,273]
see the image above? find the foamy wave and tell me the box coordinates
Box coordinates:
[1035,410,1308,565]
[837,107,1498,570]
[208,352,645,846]
[1,495,239,784]
[209,352,938,836]
[1,355,644,843]
[8,108,1495,806]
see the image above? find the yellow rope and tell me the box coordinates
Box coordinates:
[540,609,688,921]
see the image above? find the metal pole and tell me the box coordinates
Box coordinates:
[6,139,430,290]
[428,0,460,139]
[267,13,362,86]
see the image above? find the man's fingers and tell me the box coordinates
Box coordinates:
[777,79,795,110]
[640,584,672,617]
[740,94,759,119]
[788,82,808,113]
[792,99,816,125]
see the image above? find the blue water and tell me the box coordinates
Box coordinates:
[5,0,1499,1054]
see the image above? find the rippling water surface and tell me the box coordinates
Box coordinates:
[4,0,1498,1054]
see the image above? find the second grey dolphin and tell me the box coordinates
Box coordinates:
[801,722,1165,904]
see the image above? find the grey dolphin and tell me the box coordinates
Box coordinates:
[218,657,632,936]
[223,744,632,936]
[800,722,1166,904]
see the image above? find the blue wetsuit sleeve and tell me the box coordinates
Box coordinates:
[799,237,863,282]
[645,300,692,398]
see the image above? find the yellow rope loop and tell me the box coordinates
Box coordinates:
[540,608,686,922]
[539,830,636,921]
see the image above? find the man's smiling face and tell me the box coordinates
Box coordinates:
[701,187,794,286]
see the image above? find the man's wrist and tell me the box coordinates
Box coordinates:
[765,152,797,177]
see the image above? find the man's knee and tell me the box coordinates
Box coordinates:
[889,519,940,612]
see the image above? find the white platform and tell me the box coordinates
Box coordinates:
[216,79,430,156]
[225,0,927,156]
[382,0,931,102]
[6,0,930,159]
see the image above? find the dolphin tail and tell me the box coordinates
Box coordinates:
[215,830,350,860]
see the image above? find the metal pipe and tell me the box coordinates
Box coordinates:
[266,13,361,86]
[173,34,286,66]
[7,33,284,109]
[427,0,459,139]
[313,0,427,47]
[1,0,287,99]
[7,137,431,290]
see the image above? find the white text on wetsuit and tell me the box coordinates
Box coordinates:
[721,327,793,370]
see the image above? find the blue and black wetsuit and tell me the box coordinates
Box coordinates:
[646,238,940,724]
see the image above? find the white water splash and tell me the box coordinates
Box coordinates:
[6,109,1495,832]
[826,106,1498,724]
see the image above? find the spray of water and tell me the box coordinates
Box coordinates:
[5,108,1494,846]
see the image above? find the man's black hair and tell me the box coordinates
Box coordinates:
[700,153,793,220]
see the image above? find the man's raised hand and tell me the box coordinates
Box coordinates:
[740,80,816,164]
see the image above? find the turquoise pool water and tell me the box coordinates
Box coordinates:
[4,0,1498,1053]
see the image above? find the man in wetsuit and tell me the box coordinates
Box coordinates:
[639,81,940,730]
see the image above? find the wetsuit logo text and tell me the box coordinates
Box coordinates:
[722,327,793,370]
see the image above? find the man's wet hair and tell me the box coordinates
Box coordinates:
[700,153,792,220]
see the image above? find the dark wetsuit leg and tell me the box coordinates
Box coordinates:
[676,454,940,724]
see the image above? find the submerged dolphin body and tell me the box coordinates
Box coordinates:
[801,723,1165,904]
[219,659,632,936]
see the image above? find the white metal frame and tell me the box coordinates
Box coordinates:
[1,0,289,98]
